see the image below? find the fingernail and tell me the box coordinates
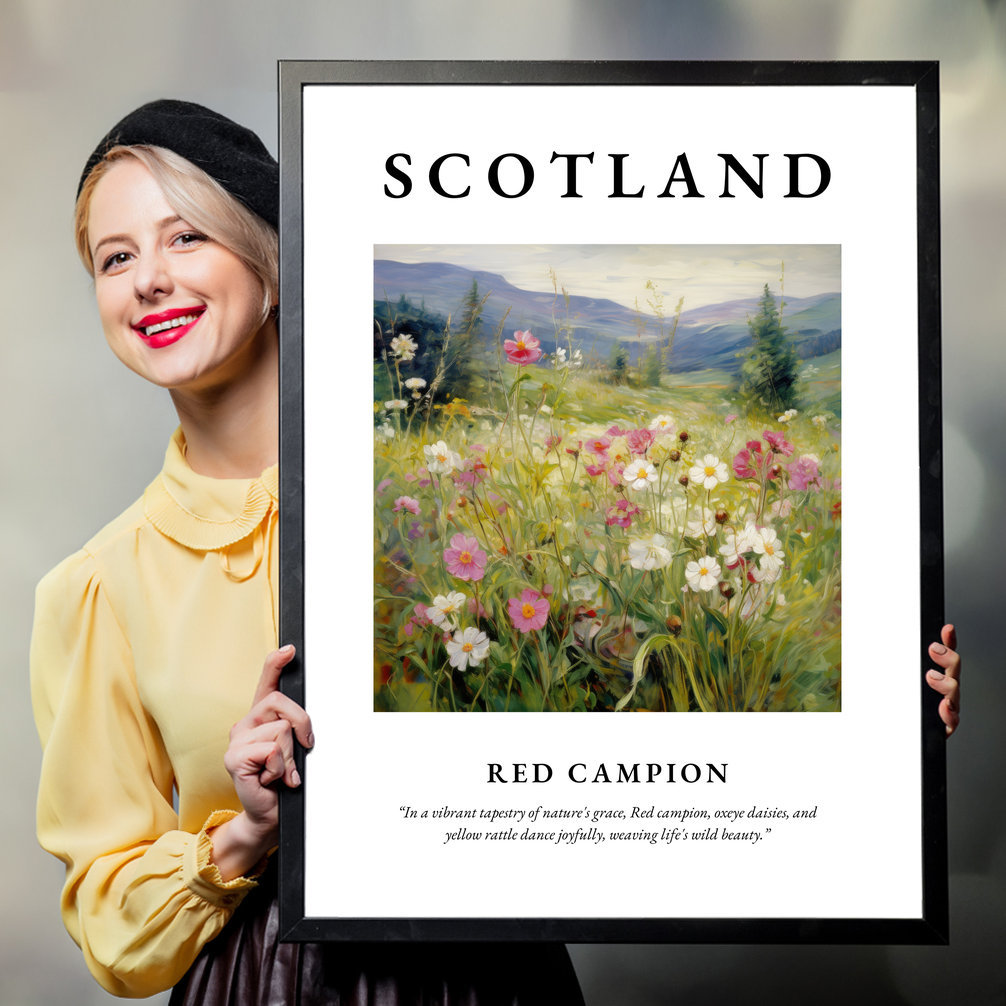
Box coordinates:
[931,643,947,654]
[280,644,295,654]
[946,700,956,713]
[306,732,315,748]
[928,670,944,679]
[292,768,301,787]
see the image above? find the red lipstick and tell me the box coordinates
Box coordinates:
[132,306,205,349]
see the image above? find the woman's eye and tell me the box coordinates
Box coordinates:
[101,251,131,273]
[173,231,208,248]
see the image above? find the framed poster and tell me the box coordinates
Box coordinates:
[277,61,946,943]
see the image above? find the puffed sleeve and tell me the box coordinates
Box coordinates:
[31,549,262,998]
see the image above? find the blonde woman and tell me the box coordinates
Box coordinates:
[32,100,584,1004]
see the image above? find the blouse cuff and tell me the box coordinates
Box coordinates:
[183,810,269,909]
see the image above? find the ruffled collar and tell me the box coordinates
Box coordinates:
[143,428,278,551]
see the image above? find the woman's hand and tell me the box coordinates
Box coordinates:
[209,645,314,881]
[926,624,961,738]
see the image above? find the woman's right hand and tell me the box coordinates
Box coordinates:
[209,645,314,881]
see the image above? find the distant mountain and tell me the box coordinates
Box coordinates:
[374,260,840,374]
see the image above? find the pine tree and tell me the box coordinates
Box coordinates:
[609,341,629,384]
[738,284,800,412]
[439,278,485,403]
[459,278,484,336]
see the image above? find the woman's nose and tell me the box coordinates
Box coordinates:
[133,249,173,302]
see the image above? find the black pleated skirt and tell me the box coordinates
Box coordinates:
[169,869,584,1006]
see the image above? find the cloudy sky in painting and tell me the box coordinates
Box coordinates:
[375,244,841,312]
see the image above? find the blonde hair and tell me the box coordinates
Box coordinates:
[75,145,278,323]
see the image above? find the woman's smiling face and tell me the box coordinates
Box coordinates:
[87,158,269,392]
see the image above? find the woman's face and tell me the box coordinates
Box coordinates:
[87,158,271,393]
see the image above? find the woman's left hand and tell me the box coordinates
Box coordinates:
[926,624,961,737]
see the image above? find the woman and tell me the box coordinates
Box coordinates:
[31,100,585,1003]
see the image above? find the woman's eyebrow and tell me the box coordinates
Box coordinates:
[92,216,185,258]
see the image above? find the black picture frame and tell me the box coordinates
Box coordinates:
[277,60,945,944]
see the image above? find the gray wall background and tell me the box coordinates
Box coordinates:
[2,2,1003,1003]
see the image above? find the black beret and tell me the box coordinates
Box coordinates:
[77,99,278,228]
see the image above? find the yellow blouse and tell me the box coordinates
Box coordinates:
[31,428,279,998]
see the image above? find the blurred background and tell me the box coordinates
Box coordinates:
[1,1,1003,1003]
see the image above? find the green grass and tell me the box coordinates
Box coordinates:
[374,324,841,713]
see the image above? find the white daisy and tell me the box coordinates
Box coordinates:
[649,415,675,433]
[424,440,459,473]
[390,334,418,360]
[718,526,759,566]
[626,534,673,571]
[405,377,427,390]
[623,459,658,491]
[385,399,408,410]
[753,528,785,572]
[427,591,467,628]
[685,555,721,591]
[445,627,491,671]
[688,454,729,490]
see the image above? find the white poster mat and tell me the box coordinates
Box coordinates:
[300,84,919,920]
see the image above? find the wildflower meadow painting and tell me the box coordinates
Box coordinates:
[374,245,842,713]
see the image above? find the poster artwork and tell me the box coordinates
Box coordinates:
[286,65,943,941]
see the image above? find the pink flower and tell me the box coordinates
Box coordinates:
[508,588,550,633]
[732,449,757,480]
[606,424,629,437]
[403,602,434,638]
[584,435,611,458]
[443,533,488,581]
[454,459,487,487]
[733,440,770,480]
[393,496,421,515]
[605,500,642,528]
[585,462,608,478]
[376,478,394,495]
[626,428,655,455]
[606,464,626,487]
[725,414,738,424]
[787,456,820,491]
[504,330,542,365]
[545,435,562,452]
[467,597,489,618]
[764,430,795,456]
